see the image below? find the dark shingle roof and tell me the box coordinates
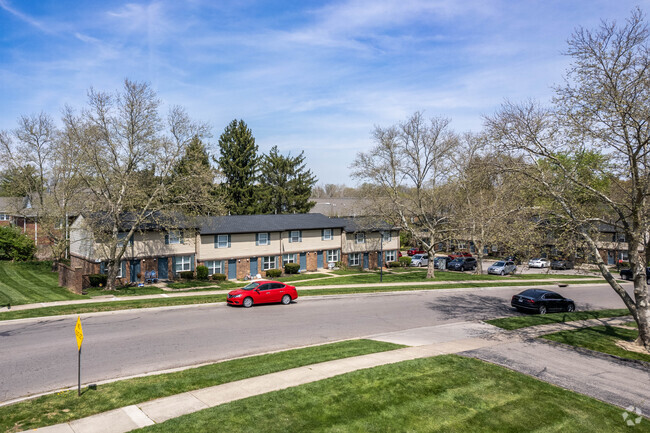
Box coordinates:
[199,213,346,235]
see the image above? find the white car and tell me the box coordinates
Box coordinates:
[410,254,429,267]
[528,258,549,268]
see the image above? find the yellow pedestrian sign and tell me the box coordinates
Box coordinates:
[75,316,83,350]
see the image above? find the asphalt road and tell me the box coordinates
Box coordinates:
[0,282,630,402]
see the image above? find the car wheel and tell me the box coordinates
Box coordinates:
[243,297,254,308]
[281,294,291,305]
[538,305,547,315]
[566,303,575,312]
[500,270,504,276]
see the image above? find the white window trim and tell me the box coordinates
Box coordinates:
[116,262,123,278]
[355,233,365,244]
[217,234,229,248]
[327,249,340,263]
[349,253,361,266]
[206,260,223,275]
[283,253,297,266]
[176,255,191,272]
[262,256,277,271]
[381,231,391,242]
[290,230,301,243]
[258,232,270,246]
[0,214,10,221]
[385,250,397,262]
[323,229,333,240]
[168,230,181,244]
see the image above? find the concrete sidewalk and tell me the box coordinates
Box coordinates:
[0,277,604,314]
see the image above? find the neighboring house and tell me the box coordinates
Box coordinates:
[309,198,373,217]
[0,196,50,258]
[66,213,401,291]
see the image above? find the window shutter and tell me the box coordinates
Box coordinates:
[299,230,302,242]
[288,232,292,243]
[172,256,177,276]
[121,261,126,277]
[100,262,105,274]
[180,230,184,244]
[228,234,231,248]
[321,229,324,240]
[165,233,169,244]
[214,235,217,248]
[191,254,195,271]
[129,235,134,246]
[256,233,259,246]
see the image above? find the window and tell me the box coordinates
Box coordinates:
[322,228,333,240]
[262,256,277,270]
[289,230,301,243]
[283,253,297,266]
[381,231,392,242]
[205,260,224,275]
[117,261,123,278]
[348,253,361,266]
[619,251,629,261]
[216,234,229,248]
[327,249,340,263]
[0,213,10,221]
[168,230,181,244]
[117,233,133,248]
[175,255,192,272]
[492,245,499,252]
[257,232,270,246]
[355,233,365,244]
[385,250,397,262]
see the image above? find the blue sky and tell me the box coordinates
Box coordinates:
[1,0,647,185]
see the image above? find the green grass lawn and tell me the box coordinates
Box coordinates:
[292,270,598,286]
[486,309,631,330]
[0,339,402,432]
[135,355,638,433]
[542,326,650,363]
[0,261,84,306]
[277,272,331,282]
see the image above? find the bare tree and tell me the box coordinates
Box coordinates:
[351,112,459,278]
[63,79,218,290]
[485,9,650,350]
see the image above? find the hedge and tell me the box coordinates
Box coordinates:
[88,274,108,287]
[179,270,194,279]
[266,268,282,278]
[284,263,300,274]
[212,273,227,281]
[196,265,209,280]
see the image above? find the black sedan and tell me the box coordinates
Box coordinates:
[511,289,575,314]
[550,260,574,270]
[619,267,650,281]
[447,257,477,271]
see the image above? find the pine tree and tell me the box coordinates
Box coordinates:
[258,146,317,214]
[216,120,260,214]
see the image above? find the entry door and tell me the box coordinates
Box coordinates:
[158,257,168,279]
[130,260,141,283]
[317,251,324,268]
[377,252,383,268]
[607,251,615,265]
[228,259,237,280]
[363,253,369,269]
[300,252,307,271]
[250,257,258,276]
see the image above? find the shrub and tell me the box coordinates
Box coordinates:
[266,268,282,278]
[399,256,412,267]
[388,261,402,268]
[335,261,346,270]
[88,274,108,287]
[212,273,227,281]
[179,270,194,280]
[284,263,300,274]
[0,226,36,261]
[347,266,362,272]
[196,265,209,280]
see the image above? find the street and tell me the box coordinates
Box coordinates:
[0,282,629,403]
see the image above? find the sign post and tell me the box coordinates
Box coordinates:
[75,316,84,396]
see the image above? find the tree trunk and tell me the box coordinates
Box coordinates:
[106,261,119,291]
[426,254,436,278]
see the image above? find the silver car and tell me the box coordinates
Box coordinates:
[410,254,429,267]
[488,260,517,275]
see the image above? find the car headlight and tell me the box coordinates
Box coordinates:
[232,294,242,298]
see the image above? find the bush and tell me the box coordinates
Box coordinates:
[88,274,108,287]
[0,226,36,261]
[399,256,412,267]
[196,265,209,280]
[212,273,227,281]
[284,263,300,274]
[335,261,346,270]
[179,270,194,280]
[388,261,402,268]
[266,268,282,278]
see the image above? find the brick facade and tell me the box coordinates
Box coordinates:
[306,251,317,271]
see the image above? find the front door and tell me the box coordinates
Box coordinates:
[363,253,369,269]
[228,259,237,280]
[130,260,140,283]
[300,252,307,271]
[158,257,168,279]
[250,257,258,276]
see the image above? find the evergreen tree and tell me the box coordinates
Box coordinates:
[258,145,317,214]
[216,120,260,214]
[170,135,222,215]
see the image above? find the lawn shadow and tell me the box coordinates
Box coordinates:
[425,295,520,320]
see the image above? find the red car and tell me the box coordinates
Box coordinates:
[227,280,298,308]
[407,248,426,256]
[447,252,473,260]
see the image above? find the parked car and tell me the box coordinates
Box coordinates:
[488,260,517,275]
[504,255,521,265]
[511,289,575,314]
[407,248,426,256]
[434,256,448,269]
[528,258,549,268]
[550,259,574,270]
[410,254,429,267]
[448,252,473,260]
[227,280,298,308]
[619,267,650,281]
[447,257,477,271]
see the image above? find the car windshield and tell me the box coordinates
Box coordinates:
[494,261,505,266]
[242,282,260,291]
[413,254,422,259]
